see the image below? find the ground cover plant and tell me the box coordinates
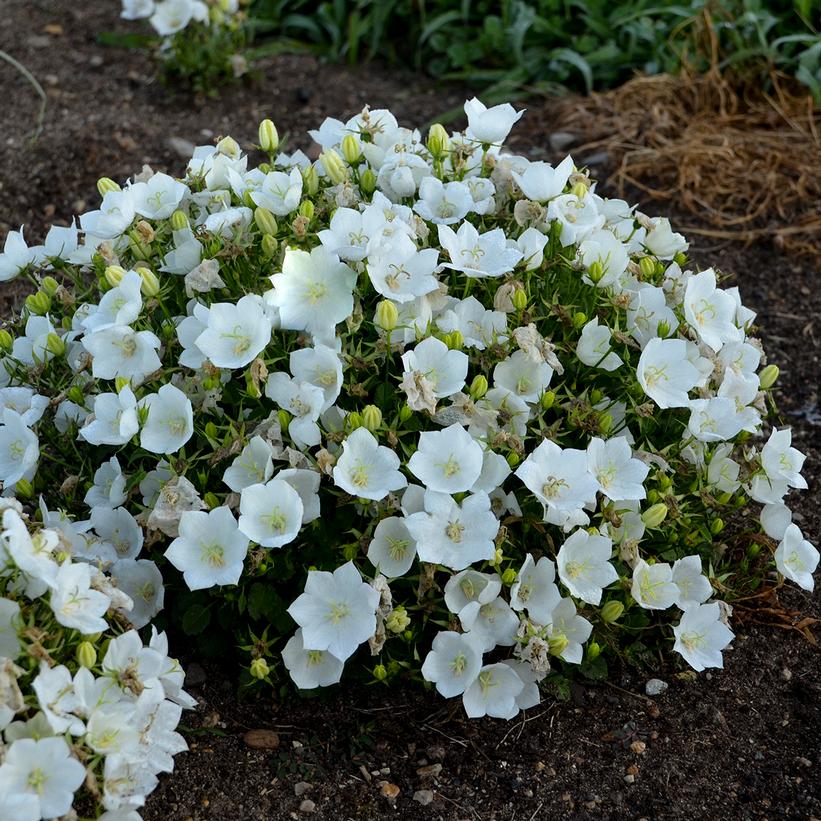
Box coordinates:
[0,99,816,737]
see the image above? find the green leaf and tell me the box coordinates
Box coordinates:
[182,603,212,636]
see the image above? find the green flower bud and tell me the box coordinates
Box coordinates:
[385,607,411,634]
[245,370,262,399]
[67,385,85,406]
[469,375,488,400]
[491,547,504,567]
[641,502,668,529]
[203,492,220,510]
[114,377,131,394]
[427,123,449,158]
[40,276,59,296]
[747,542,761,558]
[540,390,555,410]
[261,234,279,258]
[674,251,688,266]
[710,517,725,535]
[259,162,272,175]
[717,491,732,505]
[298,200,314,221]
[278,409,291,433]
[254,206,278,236]
[341,134,361,165]
[216,135,241,159]
[600,600,624,623]
[77,641,97,668]
[758,364,779,390]
[511,288,528,311]
[375,299,399,332]
[362,405,382,433]
[572,311,587,329]
[96,177,121,197]
[45,332,65,357]
[320,149,347,185]
[14,478,33,499]
[170,210,189,231]
[104,265,127,288]
[506,451,521,468]
[548,634,569,656]
[0,330,13,353]
[373,663,388,681]
[258,119,279,153]
[587,261,605,284]
[598,413,613,434]
[360,168,377,195]
[249,658,270,680]
[446,330,464,350]
[571,181,588,199]
[398,405,413,423]
[656,319,671,338]
[136,267,160,297]
[501,568,517,586]
[346,411,362,432]
[639,256,657,279]
[342,544,358,561]
[302,165,319,196]
[205,421,218,440]
[25,291,51,316]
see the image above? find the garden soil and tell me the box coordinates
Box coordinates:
[1,2,819,819]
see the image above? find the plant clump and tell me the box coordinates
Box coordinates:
[0,98,816,723]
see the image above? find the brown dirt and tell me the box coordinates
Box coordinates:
[1,2,819,819]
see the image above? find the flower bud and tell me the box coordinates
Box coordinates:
[398,404,413,423]
[571,181,588,199]
[758,364,779,390]
[427,123,449,158]
[511,288,528,311]
[96,177,121,197]
[491,547,504,567]
[104,264,127,288]
[203,492,220,510]
[15,479,34,499]
[548,634,569,656]
[320,149,347,185]
[298,200,314,221]
[258,119,279,153]
[385,607,410,634]
[598,413,613,434]
[501,568,517,586]
[600,600,624,623]
[469,375,488,400]
[136,267,161,297]
[747,542,761,558]
[40,276,59,296]
[361,405,382,433]
[639,256,657,279]
[77,641,97,668]
[67,385,85,406]
[346,411,362,432]
[0,330,13,353]
[446,330,464,350]
[277,409,291,433]
[373,663,388,681]
[342,543,358,561]
[674,251,688,266]
[170,209,189,231]
[114,378,130,395]
[710,517,725,535]
[341,134,361,166]
[45,332,65,357]
[360,168,377,195]
[302,164,319,196]
[586,641,601,660]
[261,234,279,258]
[25,291,51,316]
[540,390,555,410]
[375,299,399,332]
[216,135,241,159]
[506,451,520,468]
[572,311,587,329]
[254,206,278,236]
[641,502,668,529]
[587,261,604,284]
[249,658,270,680]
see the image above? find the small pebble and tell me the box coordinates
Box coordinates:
[630,740,647,754]
[645,678,668,696]
[624,774,635,784]
[781,668,793,681]
[294,782,312,796]
[379,782,400,802]
[298,799,315,814]
[413,789,434,806]
[417,763,442,778]
[243,729,279,749]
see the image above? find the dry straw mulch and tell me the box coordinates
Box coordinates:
[554,70,821,258]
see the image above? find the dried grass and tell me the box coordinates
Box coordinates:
[554,69,821,257]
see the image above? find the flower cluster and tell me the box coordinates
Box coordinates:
[0,98,816,721]
[121,0,240,38]
[0,503,190,819]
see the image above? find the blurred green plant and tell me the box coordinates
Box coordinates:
[247,0,820,100]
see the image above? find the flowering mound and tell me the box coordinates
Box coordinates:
[0,99,817,722]
[0,503,190,818]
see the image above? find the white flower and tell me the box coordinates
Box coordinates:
[513,226,549,270]
[672,555,712,608]
[131,172,188,220]
[139,383,194,454]
[0,228,34,282]
[687,397,745,443]
[367,233,439,302]
[238,479,304,548]
[83,325,162,384]
[774,524,819,591]
[683,268,741,352]
[512,155,574,202]
[413,178,473,225]
[547,192,604,247]
[264,373,325,450]
[0,597,21,659]
[576,317,622,371]
[90,506,144,561]
[366,516,417,578]
[421,631,482,697]
[462,663,524,719]
[290,345,344,411]
[672,602,733,671]
[761,428,807,490]
[277,467,322,523]
[0,411,38,486]
[11,315,57,366]
[493,349,552,403]
[547,597,593,664]
[556,529,618,606]
[51,561,110,634]
[510,554,561,624]
[165,506,249,590]
[110,558,165,629]
[443,569,501,615]
[287,561,380,662]
[437,295,507,350]
[464,97,523,144]
[401,336,468,399]
[637,338,703,409]
[586,436,648,501]
[438,222,522,278]
[2,509,59,590]
[631,559,679,610]
[282,628,344,689]
[150,0,201,35]
[80,189,136,239]
[223,435,275,492]
[251,167,303,215]
[85,456,128,509]
[405,490,498,571]
[195,294,272,369]
[627,285,678,348]
[407,424,483,494]
[644,217,688,259]
[459,595,519,651]
[82,270,143,333]
[0,737,86,820]
[759,502,792,540]
[333,427,407,500]
[317,207,371,261]
[32,664,84,735]
[269,246,356,343]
